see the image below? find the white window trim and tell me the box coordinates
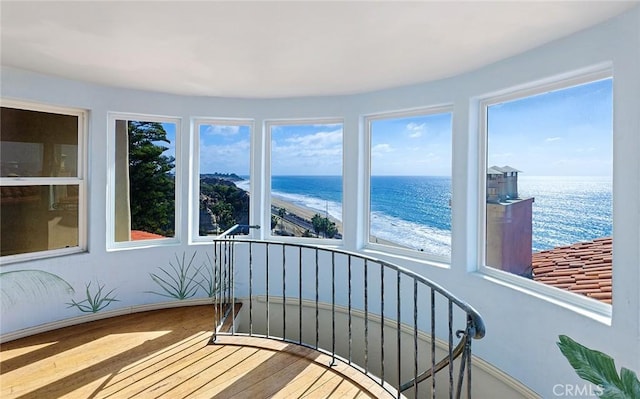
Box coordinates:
[0,99,88,264]
[476,67,613,319]
[107,112,182,251]
[190,117,254,243]
[363,105,453,264]
[265,118,345,245]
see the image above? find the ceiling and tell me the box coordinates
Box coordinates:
[1,1,637,99]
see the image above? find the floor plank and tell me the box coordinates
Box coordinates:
[1,306,394,399]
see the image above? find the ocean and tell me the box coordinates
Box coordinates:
[246,175,612,256]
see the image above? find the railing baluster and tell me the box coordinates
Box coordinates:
[431,288,436,399]
[414,278,419,397]
[315,247,319,350]
[282,244,286,341]
[249,242,253,335]
[449,300,454,399]
[364,259,369,375]
[299,246,303,345]
[231,241,235,334]
[266,242,270,338]
[380,262,385,385]
[348,255,352,365]
[331,252,336,366]
[397,269,401,397]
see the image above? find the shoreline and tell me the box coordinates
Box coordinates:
[270,196,343,238]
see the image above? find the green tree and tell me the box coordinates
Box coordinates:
[311,213,338,238]
[128,121,175,236]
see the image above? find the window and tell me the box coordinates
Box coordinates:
[267,120,343,240]
[1,102,86,261]
[366,108,452,258]
[109,114,180,247]
[482,73,613,305]
[194,119,252,239]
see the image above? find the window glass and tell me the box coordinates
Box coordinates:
[1,105,83,259]
[269,121,343,239]
[197,121,251,237]
[485,78,613,303]
[368,111,452,257]
[113,118,177,242]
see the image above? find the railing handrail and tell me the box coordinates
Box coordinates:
[211,238,485,398]
[216,224,261,238]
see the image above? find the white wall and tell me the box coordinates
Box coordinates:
[1,6,638,397]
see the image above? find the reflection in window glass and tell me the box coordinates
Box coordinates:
[269,122,343,239]
[197,121,251,237]
[114,119,177,242]
[1,107,78,177]
[368,111,452,257]
[485,78,613,303]
[1,105,83,259]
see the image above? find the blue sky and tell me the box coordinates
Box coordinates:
[270,123,343,176]
[370,113,452,176]
[198,123,251,175]
[162,77,612,177]
[488,78,612,176]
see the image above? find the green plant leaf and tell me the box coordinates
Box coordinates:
[557,335,638,398]
[620,368,640,399]
[1,270,75,309]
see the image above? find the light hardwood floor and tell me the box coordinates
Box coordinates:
[0,306,394,399]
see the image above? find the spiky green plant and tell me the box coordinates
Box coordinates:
[557,335,640,398]
[195,252,217,297]
[147,252,203,300]
[67,281,118,313]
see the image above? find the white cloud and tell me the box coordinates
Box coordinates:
[406,122,426,138]
[203,124,240,136]
[371,143,394,156]
[545,136,561,142]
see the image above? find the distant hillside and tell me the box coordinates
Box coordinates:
[199,177,249,235]
[200,173,244,182]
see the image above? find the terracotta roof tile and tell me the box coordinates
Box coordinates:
[531,237,612,304]
[131,230,166,240]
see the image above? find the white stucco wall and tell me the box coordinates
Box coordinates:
[1,6,638,397]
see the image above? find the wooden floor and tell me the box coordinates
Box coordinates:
[0,306,394,399]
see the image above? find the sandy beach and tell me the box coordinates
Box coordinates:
[270,196,342,238]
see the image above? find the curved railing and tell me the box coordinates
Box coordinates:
[210,230,485,398]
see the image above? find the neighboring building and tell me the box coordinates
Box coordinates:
[486,166,534,276]
[532,237,612,304]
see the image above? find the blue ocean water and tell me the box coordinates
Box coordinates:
[258,175,612,255]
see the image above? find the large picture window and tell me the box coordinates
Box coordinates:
[366,108,452,258]
[109,114,180,247]
[482,73,613,305]
[267,120,343,240]
[1,102,86,261]
[194,119,251,239]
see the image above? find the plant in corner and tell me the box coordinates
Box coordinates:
[557,335,640,398]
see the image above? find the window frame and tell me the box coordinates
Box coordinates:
[363,105,453,263]
[191,117,254,243]
[477,67,614,318]
[107,112,182,250]
[0,99,88,263]
[265,118,345,245]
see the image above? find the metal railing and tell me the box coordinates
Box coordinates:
[210,227,485,399]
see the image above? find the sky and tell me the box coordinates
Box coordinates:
[161,77,612,178]
[488,78,612,176]
[370,113,452,176]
